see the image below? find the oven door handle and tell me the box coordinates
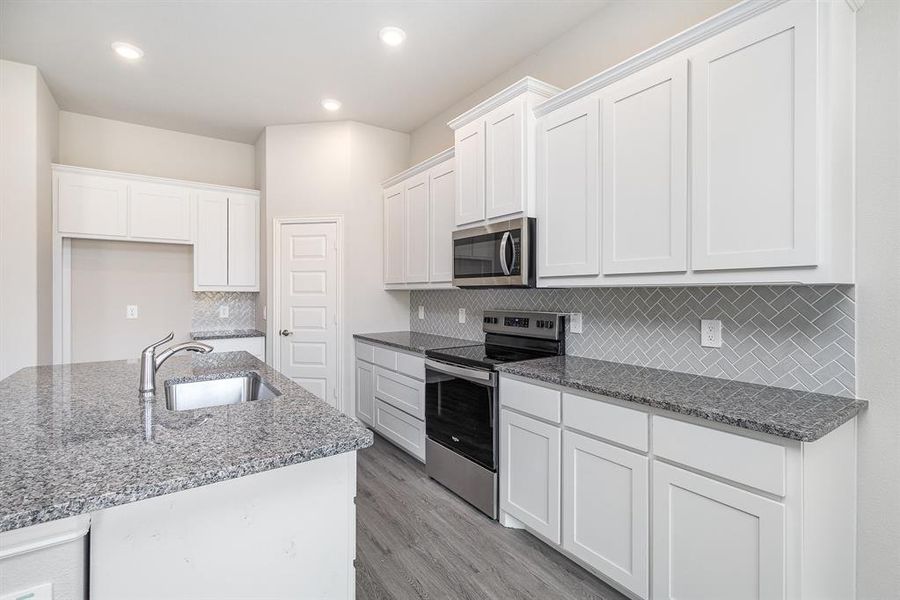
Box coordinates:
[425,359,497,385]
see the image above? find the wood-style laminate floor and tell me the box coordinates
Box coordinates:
[356,434,628,600]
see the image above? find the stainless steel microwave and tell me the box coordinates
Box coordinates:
[452,217,535,288]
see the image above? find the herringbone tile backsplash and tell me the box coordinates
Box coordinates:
[192,292,259,331]
[410,286,855,396]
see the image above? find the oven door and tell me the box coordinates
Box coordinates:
[425,359,498,471]
[452,217,534,287]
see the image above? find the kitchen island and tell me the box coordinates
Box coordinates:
[0,351,372,599]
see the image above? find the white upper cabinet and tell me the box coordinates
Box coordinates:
[194,191,229,287]
[537,96,600,278]
[450,77,561,228]
[226,193,259,289]
[56,172,128,238]
[129,181,192,242]
[601,58,688,275]
[383,183,406,285]
[194,191,259,291]
[485,99,525,220]
[429,159,455,283]
[690,1,817,272]
[404,173,430,284]
[453,119,485,226]
[382,150,455,289]
[533,0,854,286]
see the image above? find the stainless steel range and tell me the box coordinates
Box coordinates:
[424,310,567,519]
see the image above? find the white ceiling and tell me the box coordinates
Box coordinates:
[0,1,604,143]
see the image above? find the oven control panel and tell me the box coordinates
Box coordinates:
[482,310,566,341]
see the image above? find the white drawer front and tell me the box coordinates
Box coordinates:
[395,352,425,381]
[206,337,265,360]
[563,392,649,452]
[355,341,375,363]
[374,399,426,462]
[653,416,786,496]
[374,367,425,419]
[500,377,561,423]
[373,346,398,371]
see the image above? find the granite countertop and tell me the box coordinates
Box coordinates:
[0,352,372,532]
[191,329,265,340]
[496,355,867,442]
[353,331,479,354]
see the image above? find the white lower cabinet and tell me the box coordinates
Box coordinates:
[563,431,649,599]
[651,461,785,600]
[499,408,561,544]
[355,359,374,426]
[499,375,857,600]
[203,336,265,361]
[354,340,426,461]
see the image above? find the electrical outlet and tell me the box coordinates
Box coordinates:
[219,305,229,319]
[701,319,723,348]
[458,308,466,324]
[126,305,138,319]
[418,305,425,320]
[569,312,583,334]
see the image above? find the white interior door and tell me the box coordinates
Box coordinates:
[278,221,339,408]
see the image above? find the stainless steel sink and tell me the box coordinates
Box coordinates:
[164,372,281,411]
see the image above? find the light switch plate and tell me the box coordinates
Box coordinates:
[126,305,138,319]
[418,305,425,320]
[219,305,230,319]
[569,313,583,334]
[701,319,723,348]
[458,308,466,324]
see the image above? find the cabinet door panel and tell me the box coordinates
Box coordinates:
[129,181,192,242]
[500,409,560,544]
[57,173,128,237]
[404,173,429,283]
[652,461,785,600]
[429,159,455,283]
[602,59,687,275]
[485,99,525,219]
[691,1,817,271]
[195,191,229,287]
[383,184,405,284]
[356,359,374,426]
[537,97,600,278]
[227,194,259,288]
[564,432,648,599]
[455,120,485,226]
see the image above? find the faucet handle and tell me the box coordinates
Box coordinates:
[142,331,174,354]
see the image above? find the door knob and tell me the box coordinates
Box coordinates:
[280,329,293,336]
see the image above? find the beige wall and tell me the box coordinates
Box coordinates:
[59,111,256,189]
[0,60,57,379]
[260,121,410,413]
[57,111,258,359]
[855,1,900,597]
[408,0,738,163]
[70,240,194,363]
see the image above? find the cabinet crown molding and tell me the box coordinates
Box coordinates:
[51,163,260,196]
[381,147,454,188]
[534,0,794,117]
[447,76,562,130]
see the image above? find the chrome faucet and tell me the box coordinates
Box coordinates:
[139,332,213,394]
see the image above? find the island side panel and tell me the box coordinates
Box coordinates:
[89,451,357,600]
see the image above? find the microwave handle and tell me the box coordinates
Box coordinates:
[499,231,511,276]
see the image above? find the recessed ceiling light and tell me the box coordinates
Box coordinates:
[321,98,342,112]
[379,26,406,47]
[112,41,144,60]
